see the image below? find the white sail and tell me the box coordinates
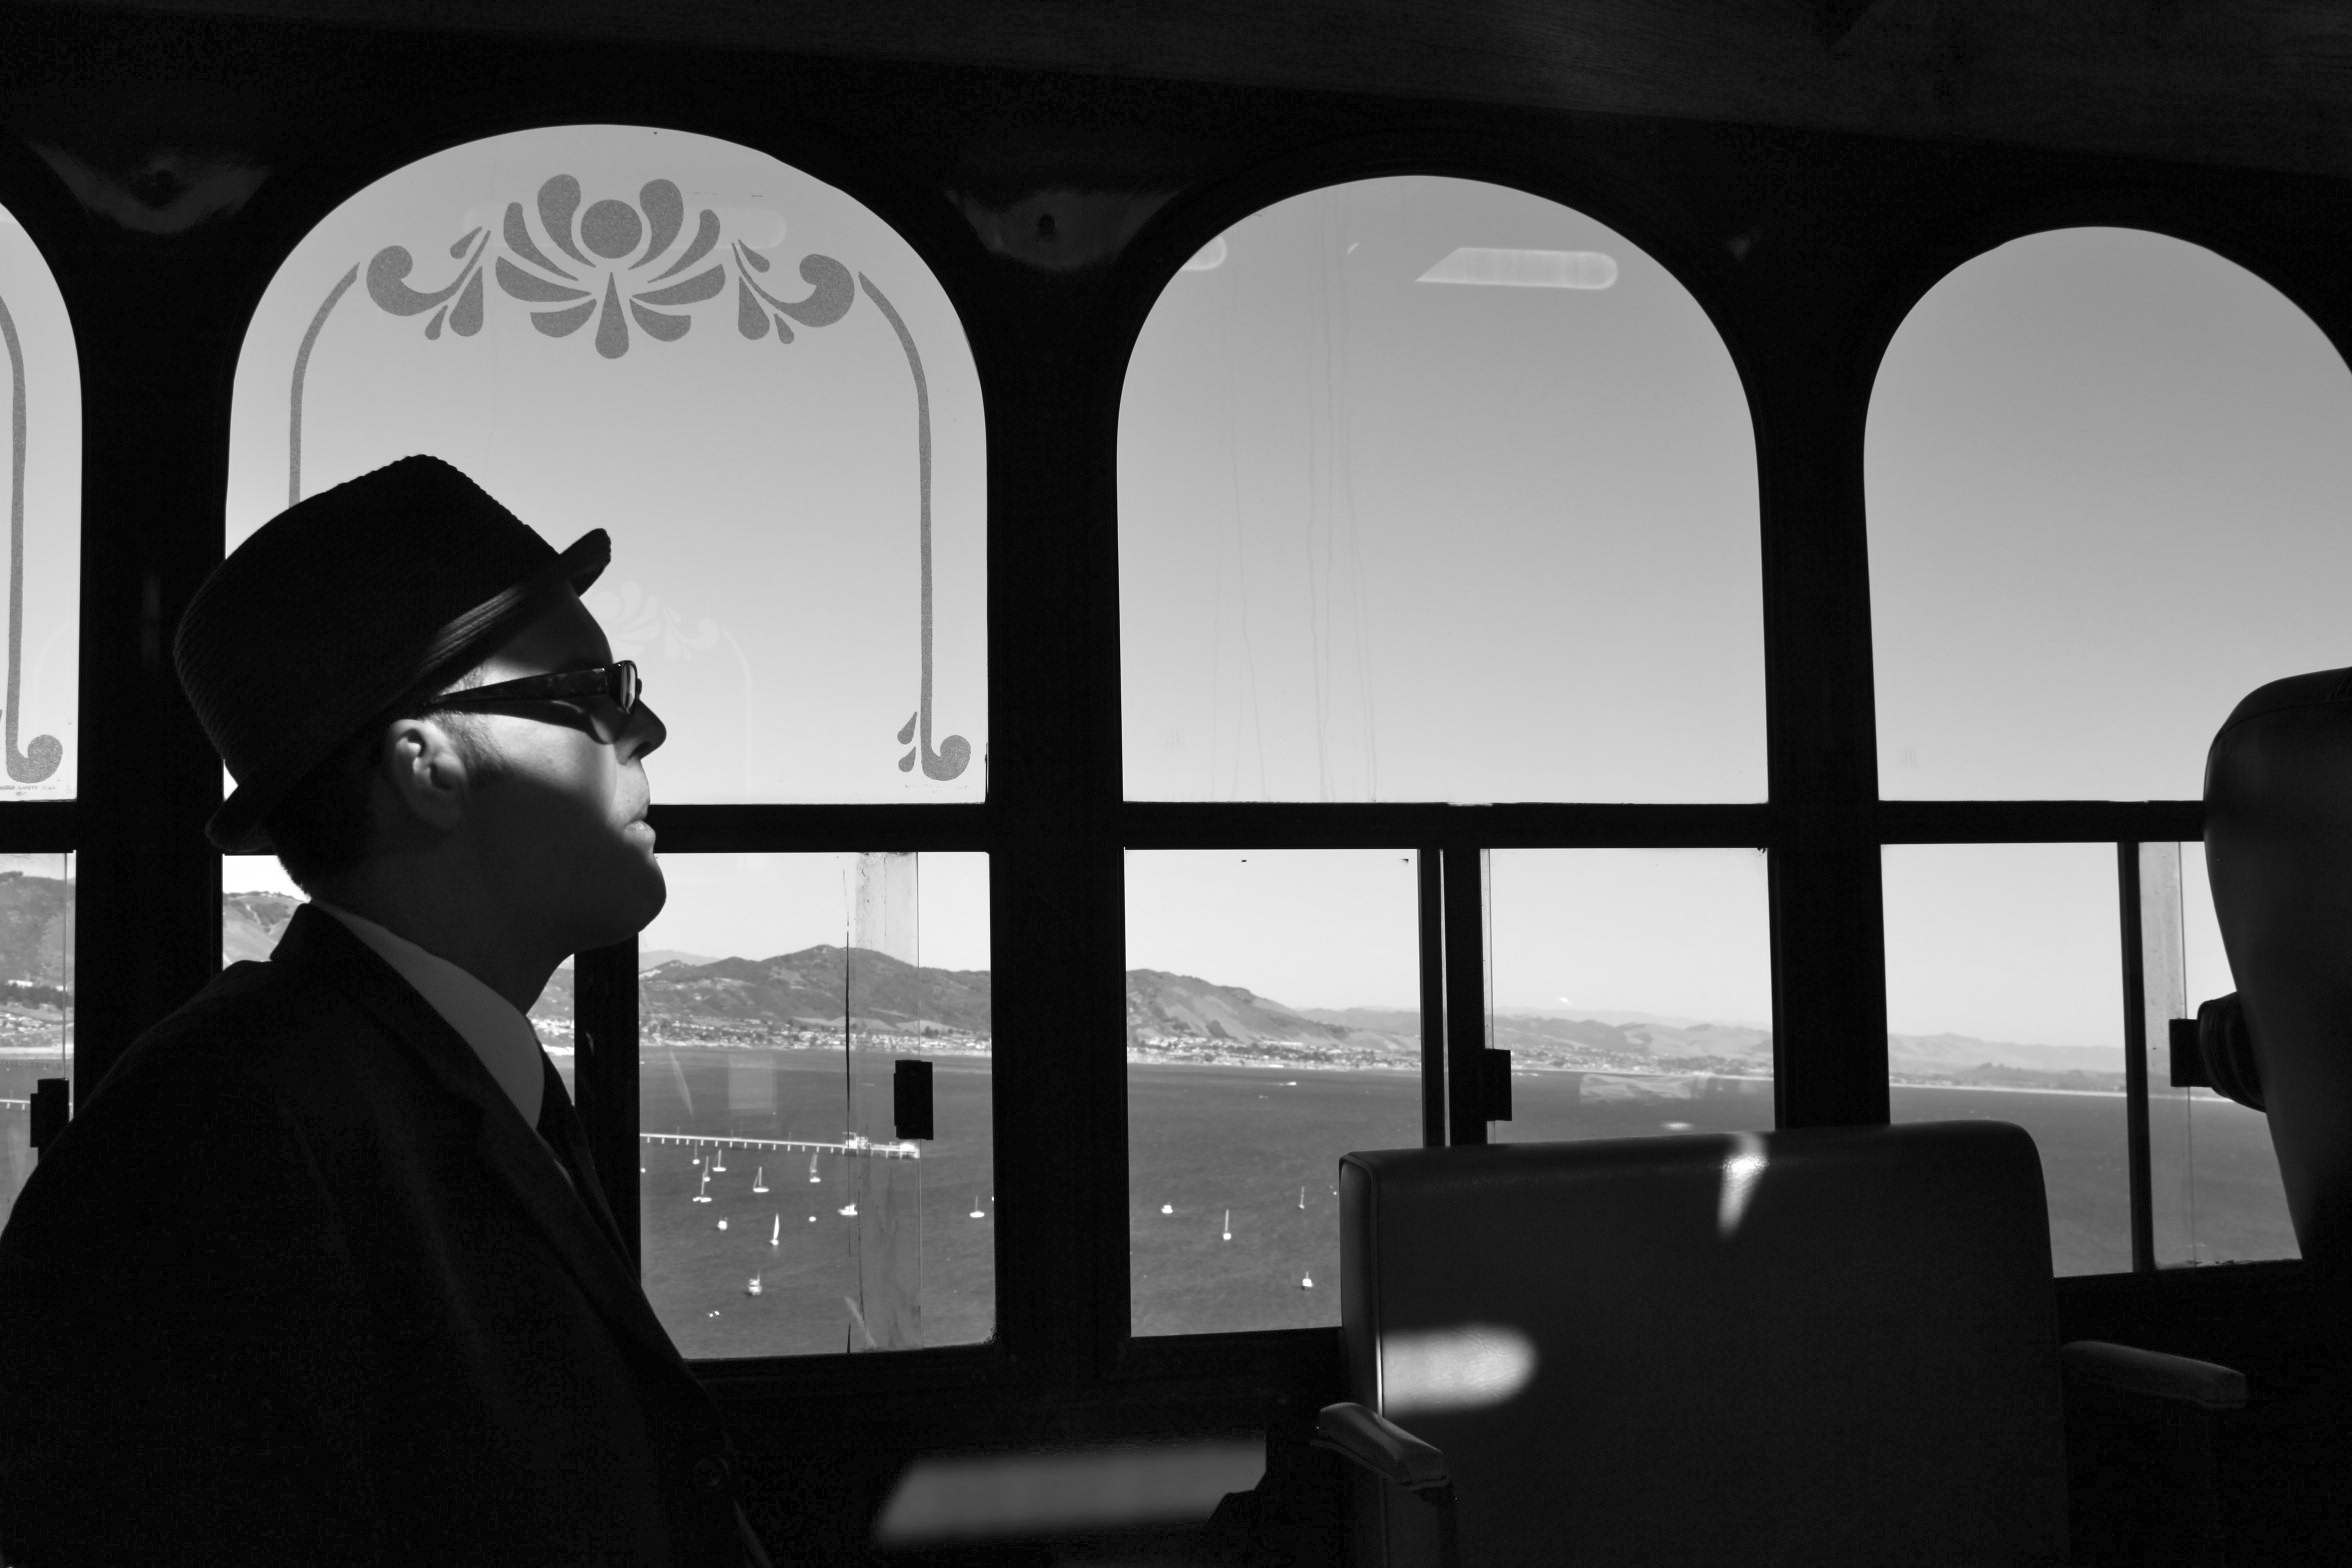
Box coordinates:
[771,1215,781,1246]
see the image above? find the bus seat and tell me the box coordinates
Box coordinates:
[2204,666,2352,1277]
[1319,1123,2069,1567]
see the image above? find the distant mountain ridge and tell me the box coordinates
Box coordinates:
[17,880,2135,1086]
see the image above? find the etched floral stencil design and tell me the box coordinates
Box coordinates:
[292,169,970,783]
[364,176,855,358]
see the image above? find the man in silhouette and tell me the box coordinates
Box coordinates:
[0,457,769,1566]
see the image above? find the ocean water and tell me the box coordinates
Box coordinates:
[1,1046,2296,1360]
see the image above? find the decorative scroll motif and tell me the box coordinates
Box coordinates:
[362,176,855,360]
[0,289,62,784]
[287,172,969,783]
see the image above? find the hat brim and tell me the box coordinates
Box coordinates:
[207,529,612,856]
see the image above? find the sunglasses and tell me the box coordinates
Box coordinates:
[426,660,644,744]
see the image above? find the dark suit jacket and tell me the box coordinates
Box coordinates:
[0,906,747,1566]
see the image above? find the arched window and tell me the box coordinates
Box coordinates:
[0,197,79,1229]
[224,126,990,1358]
[1119,175,1768,1335]
[1871,228,2329,1270]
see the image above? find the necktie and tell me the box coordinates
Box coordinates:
[534,1052,635,1266]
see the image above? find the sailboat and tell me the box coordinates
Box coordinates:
[809,1153,822,1184]
[1221,1209,1232,1242]
[711,1147,727,1174]
[969,1198,985,1219]
[1300,1272,1315,1289]
[770,1215,781,1246]
[692,1167,713,1204]
[745,1273,762,1297]
[1297,1185,1306,1211]
[752,1166,768,1193]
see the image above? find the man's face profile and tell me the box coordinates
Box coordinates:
[414,587,669,956]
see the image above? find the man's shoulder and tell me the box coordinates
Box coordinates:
[64,943,410,1156]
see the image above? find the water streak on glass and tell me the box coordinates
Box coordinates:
[226,126,986,806]
[635,851,992,1359]
[1119,175,1762,805]
[218,849,998,1357]
[1125,849,1420,1336]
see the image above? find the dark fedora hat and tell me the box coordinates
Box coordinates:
[176,455,609,854]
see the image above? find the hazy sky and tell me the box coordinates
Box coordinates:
[18,152,2351,1047]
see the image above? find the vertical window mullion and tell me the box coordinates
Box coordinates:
[2117,841,2155,1273]
[1443,845,1489,1146]
[1417,846,1447,1147]
[573,934,642,1273]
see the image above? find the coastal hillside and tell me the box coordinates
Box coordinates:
[0,876,2138,1088]
[0,870,71,986]
[1127,970,1416,1062]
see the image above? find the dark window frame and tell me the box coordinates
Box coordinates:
[7,9,2349,1410]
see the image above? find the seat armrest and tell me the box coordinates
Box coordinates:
[2061,1340,2249,1411]
[1313,1402,1451,1493]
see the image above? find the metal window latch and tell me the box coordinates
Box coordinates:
[29,1077,68,1153]
[1481,1048,1513,1123]
[2167,1017,2209,1089]
[894,1059,934,1141]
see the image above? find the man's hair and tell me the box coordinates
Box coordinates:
[265,671,492,893]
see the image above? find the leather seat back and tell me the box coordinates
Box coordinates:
[2205,667,2352,1273]
[1339,1121,2067,1567]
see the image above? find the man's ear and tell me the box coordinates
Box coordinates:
[373,716,476,835]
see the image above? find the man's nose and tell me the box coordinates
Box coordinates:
[622,699,667,760]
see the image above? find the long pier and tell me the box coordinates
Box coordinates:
[641,1131,920,1160]
[0,1100,920,1162]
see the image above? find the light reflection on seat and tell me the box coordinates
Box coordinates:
[1379,1324,1538,1417]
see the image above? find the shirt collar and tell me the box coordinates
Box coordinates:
[312,902,545,1130]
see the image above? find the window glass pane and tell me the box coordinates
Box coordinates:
[225,850,997,1355]
[1126,849,1420,1335]
[1869,227,2352,800]
[0,853,72,1231]
[637,852,991,1360]
[227,125,985,804]
[2148,842,2298,1264]
[0,204,80,799]
[1884,843,2128,1275]
[1120,176,1762,804]
[1486,848,1772,1143]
